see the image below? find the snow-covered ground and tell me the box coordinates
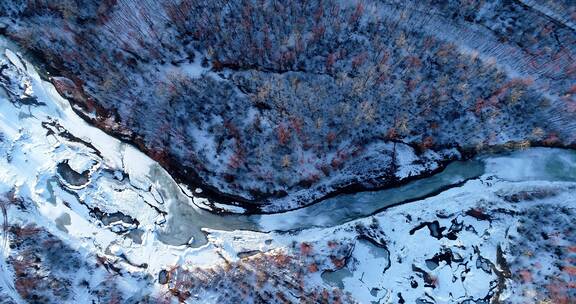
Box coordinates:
[0,43,575,303]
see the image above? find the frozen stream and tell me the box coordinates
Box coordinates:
[158,158,485,247]
[158,147,576,246]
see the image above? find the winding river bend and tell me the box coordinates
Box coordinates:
[156,147,576,247]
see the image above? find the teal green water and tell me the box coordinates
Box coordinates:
[157,147,576,247]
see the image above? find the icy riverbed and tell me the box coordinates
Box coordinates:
[0,42,575,303]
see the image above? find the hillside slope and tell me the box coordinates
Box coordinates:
[1,0,575,212]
